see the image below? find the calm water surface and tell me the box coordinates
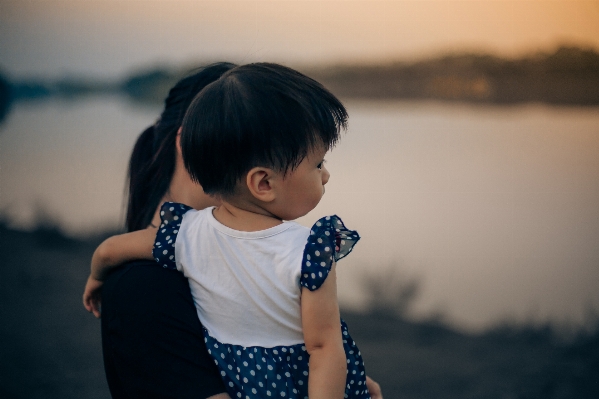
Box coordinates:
[2,98,598,332]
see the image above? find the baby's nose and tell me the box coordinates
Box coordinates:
[322,166,330,185]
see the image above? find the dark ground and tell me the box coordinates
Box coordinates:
[0,221,597,399]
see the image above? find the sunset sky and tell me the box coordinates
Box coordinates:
[1,0,599,79]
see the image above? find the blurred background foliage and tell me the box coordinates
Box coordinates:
[2,46,599,123]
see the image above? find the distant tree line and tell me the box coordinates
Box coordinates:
[308,46,599,105]
[1,46,598,124]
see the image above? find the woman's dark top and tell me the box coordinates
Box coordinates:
[101,260,226,399]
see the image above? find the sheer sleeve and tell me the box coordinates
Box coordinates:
[152,202,193,269]
[300,215,360,291]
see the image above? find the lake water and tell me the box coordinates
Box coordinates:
[1,97,598,333]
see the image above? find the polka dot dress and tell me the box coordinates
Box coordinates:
[154,203,370,399]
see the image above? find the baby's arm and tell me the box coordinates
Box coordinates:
[301,262,346,399]
[90,227,157,280]
[83,227,157,317]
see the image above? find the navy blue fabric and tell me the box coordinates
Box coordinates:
[153,202,192,269]
[300,215,360,291]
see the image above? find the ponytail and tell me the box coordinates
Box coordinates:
[125,125,174,232]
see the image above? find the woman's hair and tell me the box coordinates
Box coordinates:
[180,63,348,197]
[126,62,236,232]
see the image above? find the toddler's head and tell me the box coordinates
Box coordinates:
[180,63,347,219]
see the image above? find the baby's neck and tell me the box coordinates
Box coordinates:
[212,201,283,232]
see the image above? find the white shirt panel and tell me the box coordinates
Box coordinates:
[175,207,311,348]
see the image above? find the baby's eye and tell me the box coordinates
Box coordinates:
[317,160,326,169]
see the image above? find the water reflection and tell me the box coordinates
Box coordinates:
[1,97,598,333]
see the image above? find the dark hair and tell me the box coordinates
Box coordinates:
[126,62,236,232]
[180,63,348,196]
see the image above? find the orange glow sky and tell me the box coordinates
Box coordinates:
[1,0,598,78]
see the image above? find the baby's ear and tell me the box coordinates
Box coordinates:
[246,167,277,203]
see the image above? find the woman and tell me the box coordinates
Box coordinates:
[87,63,383,399]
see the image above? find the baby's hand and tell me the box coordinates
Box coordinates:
[366,376,383,399]
[83,275,104,318]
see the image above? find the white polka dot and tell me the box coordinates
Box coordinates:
[316,222,322,226]
[162,250,168,255]
[229,382,234,387]
[252,388,257,394]
[317,238,323,243]
[315,250,320,256]
[221,371,225,376]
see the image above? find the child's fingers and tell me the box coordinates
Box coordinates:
[91,300,101,318]
[83,292,92,312]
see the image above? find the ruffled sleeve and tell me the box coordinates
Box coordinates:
[300,215,360,291]
[152,202,193,269]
